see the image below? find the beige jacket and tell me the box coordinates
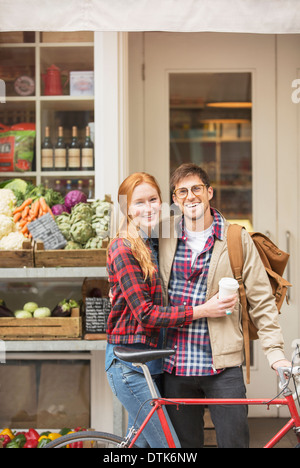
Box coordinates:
[159,214,286,369]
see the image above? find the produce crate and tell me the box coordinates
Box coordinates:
[0,308,82,340]
[0,239,34,268]
[33,239,109,267]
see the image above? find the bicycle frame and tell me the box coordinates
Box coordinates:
[129,363,300,449]
[129,394,300,448]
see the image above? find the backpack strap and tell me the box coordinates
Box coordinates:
[227,224,251,384]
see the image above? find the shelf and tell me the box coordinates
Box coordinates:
[4,340,106,352]
[0,267,107,281]
[0,30,95,192]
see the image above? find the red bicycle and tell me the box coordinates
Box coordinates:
[45,347,300,449]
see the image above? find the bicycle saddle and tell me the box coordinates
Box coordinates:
[113,346,175,364]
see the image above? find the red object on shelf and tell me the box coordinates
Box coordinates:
[42,64,62,96]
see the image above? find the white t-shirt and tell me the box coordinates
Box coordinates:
[186,223,213,265]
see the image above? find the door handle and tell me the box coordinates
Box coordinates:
[286,231,291,301]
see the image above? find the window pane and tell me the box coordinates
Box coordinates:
[170,72,252,228]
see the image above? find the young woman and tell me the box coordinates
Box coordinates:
[105,172,236,448]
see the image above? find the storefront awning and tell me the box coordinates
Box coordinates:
[1,0,300,34]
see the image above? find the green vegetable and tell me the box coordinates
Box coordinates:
[6,433,26,448]
[70,203,94,224]
[85,236,103,249]
[37,438,51,448]
[14,182,64,208]
[65,240,82,250]
[55,213,71,241]
[59,427,71,436]
[33,307,51,318]
[70,220,95,244]
[0,178,28,194]
[68,299,79,308]
[14,310,32,319]
[23,302,39,313]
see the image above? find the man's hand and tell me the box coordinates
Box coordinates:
[272,359,292,374]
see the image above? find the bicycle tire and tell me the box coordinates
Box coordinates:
[43,431,128,448]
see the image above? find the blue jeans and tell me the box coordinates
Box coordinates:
[106,360,181,448]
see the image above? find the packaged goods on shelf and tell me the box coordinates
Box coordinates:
[0,123,35,172]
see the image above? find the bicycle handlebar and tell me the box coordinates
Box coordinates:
[277,366,300,400]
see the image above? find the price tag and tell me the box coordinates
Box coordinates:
[28,213,67,250]
[85,297,111,333]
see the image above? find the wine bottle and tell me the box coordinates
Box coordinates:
[88,178,94,199]
[41,126,54,171]
[68,126,81,170]
[81,125,94,170]
[54,126,67,171]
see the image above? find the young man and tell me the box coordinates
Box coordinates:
[159,163,290,448]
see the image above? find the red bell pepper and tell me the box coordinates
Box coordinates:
[23,439,38,449]
[25,428,39,442]
[69,441,83,448]
[0,434,11,448]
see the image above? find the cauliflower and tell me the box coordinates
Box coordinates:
[0,189,16,216]
[0,214,15,240]
[0,231,25,250]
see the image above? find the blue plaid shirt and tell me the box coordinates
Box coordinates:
[164,209,224,376]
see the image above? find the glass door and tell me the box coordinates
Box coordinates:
[169,72,252,229]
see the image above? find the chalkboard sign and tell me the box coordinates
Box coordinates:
[85,297,111,333]
[28,213,67,250]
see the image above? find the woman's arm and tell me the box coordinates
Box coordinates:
[109,238,236,328]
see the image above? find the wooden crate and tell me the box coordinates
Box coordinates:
[0,309,82,340]
[0,239,34,268]
[34,239,108,267]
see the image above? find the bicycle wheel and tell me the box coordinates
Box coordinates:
[43,431,127,448]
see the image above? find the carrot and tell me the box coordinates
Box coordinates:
[18,219,28,228]
[22,205,30,219]
[13,198,33,215]
[39,197,48,212]
[13,212,22,223]
[21,225,29,234]
[31,199,40,219]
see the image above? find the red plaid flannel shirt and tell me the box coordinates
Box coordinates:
[106,237,193,347]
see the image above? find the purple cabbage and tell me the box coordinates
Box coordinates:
[64,190,87,210]
[51,204,70,215]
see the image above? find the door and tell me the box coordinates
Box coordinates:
[129,32,280,415]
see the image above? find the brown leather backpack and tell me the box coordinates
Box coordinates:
[227,224,291,383]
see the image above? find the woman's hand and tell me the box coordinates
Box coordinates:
[193,292,238,320]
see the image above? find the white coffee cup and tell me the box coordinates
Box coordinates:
[218,277,239,315]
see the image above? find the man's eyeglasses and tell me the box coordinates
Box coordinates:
[173,184,208,199]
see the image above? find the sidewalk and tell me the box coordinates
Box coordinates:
[249,418,295,448]
[204,414,296,448]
